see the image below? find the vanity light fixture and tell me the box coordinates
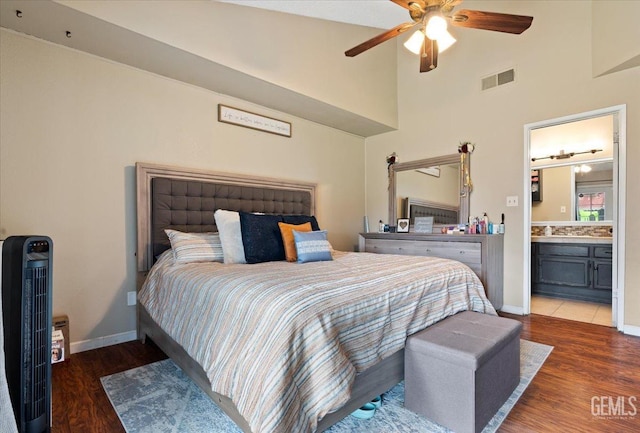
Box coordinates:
[575,164,592,173]
[531,148,602,162]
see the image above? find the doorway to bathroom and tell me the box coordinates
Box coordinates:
[523,105,626,330]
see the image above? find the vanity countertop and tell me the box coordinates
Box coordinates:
[531,235,612,244]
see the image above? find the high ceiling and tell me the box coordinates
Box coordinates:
[0,0,397,137]
[218,0,408,29]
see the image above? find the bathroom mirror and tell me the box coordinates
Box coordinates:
[531,160,613,223]
[388,153,470,228]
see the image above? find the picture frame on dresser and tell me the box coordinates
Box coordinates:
[413,216,434,234]
[397,218,410,233]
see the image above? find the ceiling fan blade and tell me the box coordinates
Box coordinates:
[345,21,418,57]
[450,9,533,34]
[419,38,438,73]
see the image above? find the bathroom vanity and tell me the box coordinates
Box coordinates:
[531,236,612,304]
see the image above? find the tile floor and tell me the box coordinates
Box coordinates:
[531,295,612,326]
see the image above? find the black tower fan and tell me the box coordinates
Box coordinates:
[2,236,53,433]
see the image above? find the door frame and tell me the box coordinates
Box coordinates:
[522,104,626,331]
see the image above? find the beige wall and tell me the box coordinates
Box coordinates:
[592,0,640,76]
[57,0,398,130]
[365,1,640,327]
[0,30,365,345]
[531,166,573,221]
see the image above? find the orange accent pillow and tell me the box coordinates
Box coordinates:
[278,222,312,262]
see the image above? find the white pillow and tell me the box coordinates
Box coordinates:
[214,209,247,264]
[164,229,224,264]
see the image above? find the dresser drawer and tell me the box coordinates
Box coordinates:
[364,239,482,265]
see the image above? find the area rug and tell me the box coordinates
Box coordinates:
[101,339,552,433]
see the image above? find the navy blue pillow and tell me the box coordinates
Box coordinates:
[282,215,320,231]
[239,213,285,264]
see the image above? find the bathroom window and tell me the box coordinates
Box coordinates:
[576,191,606,221]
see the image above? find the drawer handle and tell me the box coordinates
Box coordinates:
[459,251,465,254]
[425,248,431,252]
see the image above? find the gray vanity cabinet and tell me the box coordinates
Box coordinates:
[532,242,612,303]
[537,244,591,287]
[593,261,613,290]
[592,246,613,290]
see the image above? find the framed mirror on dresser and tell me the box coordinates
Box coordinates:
[361,152,505,310]
[387,153,470,228]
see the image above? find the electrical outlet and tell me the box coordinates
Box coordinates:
[506,196,518,207]
[560,206,566,213]
[127,291,136,306]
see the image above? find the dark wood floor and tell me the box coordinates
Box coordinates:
[52,338,167,433]
[51,314,640,432]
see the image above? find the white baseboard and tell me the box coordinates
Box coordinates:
[499,305,524,315]
[70,330,137,354]
[623,324,640,337]
[63,321,640,354]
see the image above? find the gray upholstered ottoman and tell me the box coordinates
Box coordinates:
[405,311,522,433]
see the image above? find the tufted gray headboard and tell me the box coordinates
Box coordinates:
[136,162,316,272]
[405,197,459,226]
[409,203,458,225]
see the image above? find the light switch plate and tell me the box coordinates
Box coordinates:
[127,291,136,306]
[506,196,518,207]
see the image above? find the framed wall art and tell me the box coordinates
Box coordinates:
[218,104,292,137]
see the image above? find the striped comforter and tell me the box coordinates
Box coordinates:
[139,250,496,433]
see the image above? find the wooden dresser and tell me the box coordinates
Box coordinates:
[359,233,504,310]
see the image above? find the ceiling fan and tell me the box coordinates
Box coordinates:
[345,0,533,73]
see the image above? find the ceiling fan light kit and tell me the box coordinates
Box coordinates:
[425,14,447,40]
[434,29,456,52]
[345,0,533,73]
[403,19,456,55]
[404,30,425,54]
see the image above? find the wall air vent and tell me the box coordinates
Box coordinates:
[482,68,515,91]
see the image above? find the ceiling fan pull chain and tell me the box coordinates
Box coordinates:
[430,39,435,69]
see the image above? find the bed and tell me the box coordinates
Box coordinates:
[135,162,495,433]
